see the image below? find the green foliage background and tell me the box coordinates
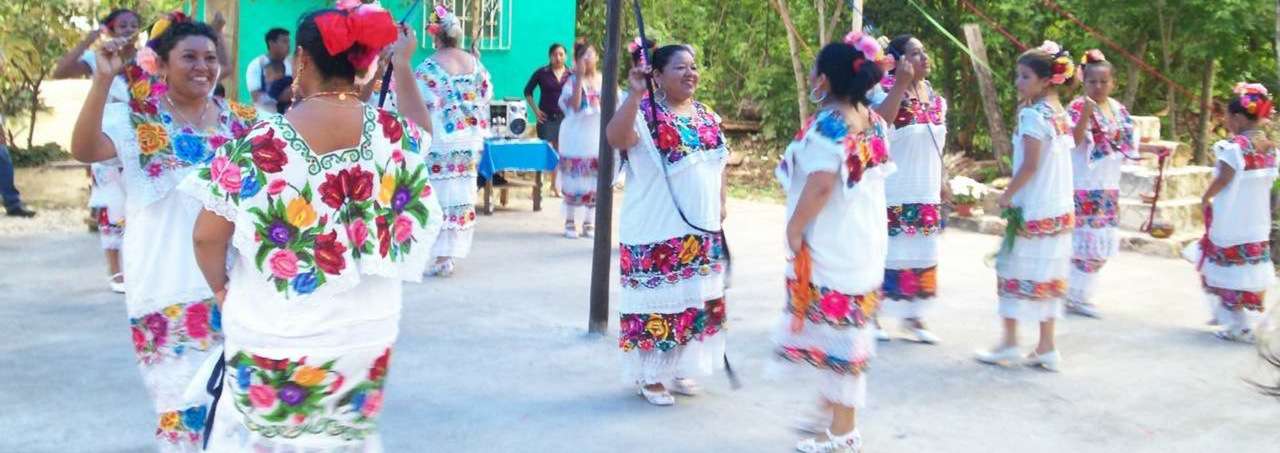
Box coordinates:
[576,0,1278,162]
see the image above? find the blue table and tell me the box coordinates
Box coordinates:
[479,138,560,214]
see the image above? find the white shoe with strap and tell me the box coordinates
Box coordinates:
[795,429,862,453]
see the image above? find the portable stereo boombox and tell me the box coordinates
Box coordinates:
[489,99,529,139]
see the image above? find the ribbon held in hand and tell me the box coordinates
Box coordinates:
[315,7,397,71]
[788,244,814,333]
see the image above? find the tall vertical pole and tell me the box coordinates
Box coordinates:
[850,0,863,32]
[588,0,622,335]
[962,24,1012,174]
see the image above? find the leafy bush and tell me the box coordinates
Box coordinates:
[10,142,70,168]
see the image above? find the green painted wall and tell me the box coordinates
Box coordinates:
[213,0,574,117]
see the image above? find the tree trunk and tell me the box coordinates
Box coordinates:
[1275,0,1280,84]
[962,24,1012,173]
[1196,59,1216,165]
[817,0,826,46]
[824,0,845,43]
[1158,0,1177,142]
[1122,37,1148,108]
[771,0,810,125]
[26,78,40,149]
[850,0,863,32]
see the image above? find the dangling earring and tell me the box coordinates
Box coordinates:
[808,86,827,104]
[291,64,303,103]
[654,83,667,104]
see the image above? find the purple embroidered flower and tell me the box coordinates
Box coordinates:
[391,187,412,213]
[267,222,292,246]
[143,313,168,343]
[278,382,308,406]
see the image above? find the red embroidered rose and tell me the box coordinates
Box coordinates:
[131,326,146,352]
[184,303,211,340]
[318,172,349,209]
[350,167,373,201]
[846,151,865,184]
[369,348,391,381]
[250,129,288,173]
[376,215,391,257]
[1245,242,1264,257]
[656,123,681,151]
[130,99,158,115]
[1224,247,1241,260]
[314,231,348,275]
[378,110,403,142]
[252,355,288,371]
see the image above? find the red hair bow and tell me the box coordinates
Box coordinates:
[315,7,397,70]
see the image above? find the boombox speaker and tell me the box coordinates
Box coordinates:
[489,99,529,139]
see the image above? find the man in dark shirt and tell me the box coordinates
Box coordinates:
[524,43,569,195]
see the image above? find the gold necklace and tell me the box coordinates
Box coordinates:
[165,94,213,131]
[300,90,361,104]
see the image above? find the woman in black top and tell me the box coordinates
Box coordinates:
[524,43,570,195]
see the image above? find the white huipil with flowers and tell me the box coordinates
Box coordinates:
[1066,96,1136,304]
[617,97,729,385]
[410,58,491,259]
[995,101,1076,322]
[555,74,613,216]
[772,108,894,407]
[84,50,131,250]
[100,62,258,450]
[1183,134,1277,329]
[180,106,443,451]
[869,80,946,318]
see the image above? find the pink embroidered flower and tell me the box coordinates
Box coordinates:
[919,205,938,227]
[621,316,643,336]
[419,184,433,198]
[210,156,237,192]
[868,136,887,162]
[391,150,405,165]
[131,326,146,352]
[393,215,413,243]
[269,249,299,280]
[143,313,168,345]
[267,179,287,196]
[898,270,921,297]
[146,162,163,178]
[697,124,719,148]
[819,291,851,319]
[329,374,345,394]
[620,247,634,273]
[361,390,384,418]
[136,47,160,75]
[151,81,168,98]
[347,218,368,249]
[1245,242,1263,257]
[184,303,210,340]
[208,135,229,151]
[248,384,276,409]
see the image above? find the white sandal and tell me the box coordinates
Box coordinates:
[670,377,701,396]
[975,346,1022,366]
[108,273,125,294]
[1215,328,1255,343]
[581,223,594,238]
[795,429,862,453]
[564,222,578,239]
[637,385,674,406]
[427,260,455,277]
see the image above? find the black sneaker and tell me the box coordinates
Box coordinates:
[5,206,36,217]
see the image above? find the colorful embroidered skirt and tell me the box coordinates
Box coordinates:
[207,342,394,452]
[619,298,726,385]
[557,156,599,210]
[1186,238,1274,328]
[772,280,879,407]
[427,139,480,259]
[129,298,224,451]
[996,213,1073,322]
[96,207,125,250]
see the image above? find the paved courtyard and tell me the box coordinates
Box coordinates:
[1,198,1276,452]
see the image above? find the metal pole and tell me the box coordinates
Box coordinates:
[588,0,622,335]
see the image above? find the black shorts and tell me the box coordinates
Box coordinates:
[537,116,564,143]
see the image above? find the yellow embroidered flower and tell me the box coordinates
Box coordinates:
[292,366,326,387]
[378,174,396,205]
[159,411,180,431]
[130,80,151,100]
[678,235,701,265]
[163,305,182,319]
[285,198,317,228]
[136,123,170,155]
[644,315,670,339]
[859,291,881,316]
[229,102,257,122]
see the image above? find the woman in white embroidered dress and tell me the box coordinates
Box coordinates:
[183,7,441,450]
[1065,49,1138,318]
[976,42,1076,372]
[775,34,893,453]
[868,33,946,344]
[412,4,491,277]
[55,8,142,293]
[1185,83,1277,342]
[606,44,729,406]
[557,40,607,238]
[70,14,257,450]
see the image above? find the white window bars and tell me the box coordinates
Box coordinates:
[431,0,513,51]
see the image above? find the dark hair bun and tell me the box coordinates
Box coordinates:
[815,42,883,106]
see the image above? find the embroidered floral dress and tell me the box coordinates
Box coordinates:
[85,53,133,251]
[1184,134,1277,330]
[869,81,946,317]
[180,106,443,452]
[100,63,257,451]
[412,57,491,259]
[555,74,611,217]
[773,108,894,407]
[1066,97,1136,305]
[996,101,1075,322]
[617,98,729,385]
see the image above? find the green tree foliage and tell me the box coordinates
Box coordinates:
[577,0,1277,164]
[0,0,84,149]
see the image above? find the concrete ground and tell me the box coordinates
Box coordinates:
[1,197,1277,452]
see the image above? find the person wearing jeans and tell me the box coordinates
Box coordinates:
[0,105,35,217]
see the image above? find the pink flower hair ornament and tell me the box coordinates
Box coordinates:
[136,46,160,75]
[1233,82,1273,119]
[1037,40,1074,86]
[428,4,462,39]
[843,31,890,72]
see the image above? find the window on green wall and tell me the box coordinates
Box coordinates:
[434,0,512,51]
